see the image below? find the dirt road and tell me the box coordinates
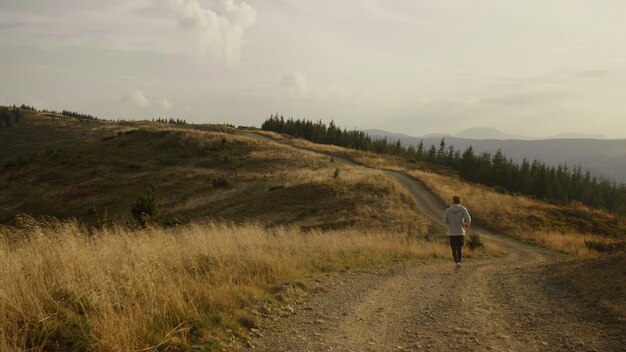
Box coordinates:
[242,132,625,351]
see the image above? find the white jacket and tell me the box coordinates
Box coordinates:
[443,204,471,236]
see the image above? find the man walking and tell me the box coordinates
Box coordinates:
[443,195,471,273]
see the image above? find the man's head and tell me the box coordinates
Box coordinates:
[452,195,462,204]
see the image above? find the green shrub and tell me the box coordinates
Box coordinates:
[494,186,508,194]
[468,233,484,249]
[584,240,625,254]
[131,187,158,227]
[126,163,141,171]
[212,177,230,188]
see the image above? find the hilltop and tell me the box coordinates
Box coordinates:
[0,109,427,233]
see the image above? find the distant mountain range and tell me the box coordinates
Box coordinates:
[374,127,608,141]
[365,128,626,182]
[457,127,608,140]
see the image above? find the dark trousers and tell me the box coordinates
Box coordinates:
[449,235,464,263]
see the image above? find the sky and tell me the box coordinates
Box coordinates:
[1,0,626,138]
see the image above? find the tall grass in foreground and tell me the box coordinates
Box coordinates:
[0,219,454,351]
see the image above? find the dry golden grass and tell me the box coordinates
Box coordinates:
[252,130,406,171]
[515,231,616,257]
[409,169,545,232]
[0,218,458,351]
[409,169,622,257]
[252,130,624,257]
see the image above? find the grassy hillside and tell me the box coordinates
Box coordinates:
[411,170,625,256]
[0,111,428,234]
[254,130,626,256]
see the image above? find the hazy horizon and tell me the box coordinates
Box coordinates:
[2,0,626,138]
[367,128,614,140]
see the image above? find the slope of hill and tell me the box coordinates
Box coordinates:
[0,111,428,233]
[365,129,626,182]
[258,129,626,249]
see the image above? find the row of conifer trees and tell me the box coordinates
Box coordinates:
[5,104,188,125]
[41,109,99,121]
[261,114,626,215]
[0,107,23,128]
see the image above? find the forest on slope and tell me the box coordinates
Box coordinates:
[262,115,626,216]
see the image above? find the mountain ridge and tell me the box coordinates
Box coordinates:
[417,126,608,140]
[365,128,626,182]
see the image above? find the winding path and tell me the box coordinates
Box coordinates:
[242,132,625,352]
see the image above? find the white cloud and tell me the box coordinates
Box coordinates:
[122,90,150,108]
[0,1,256,64]
[278,70,312,98]
[276,70,353,106]
[168,0,256,64]
[156,98,172,110]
